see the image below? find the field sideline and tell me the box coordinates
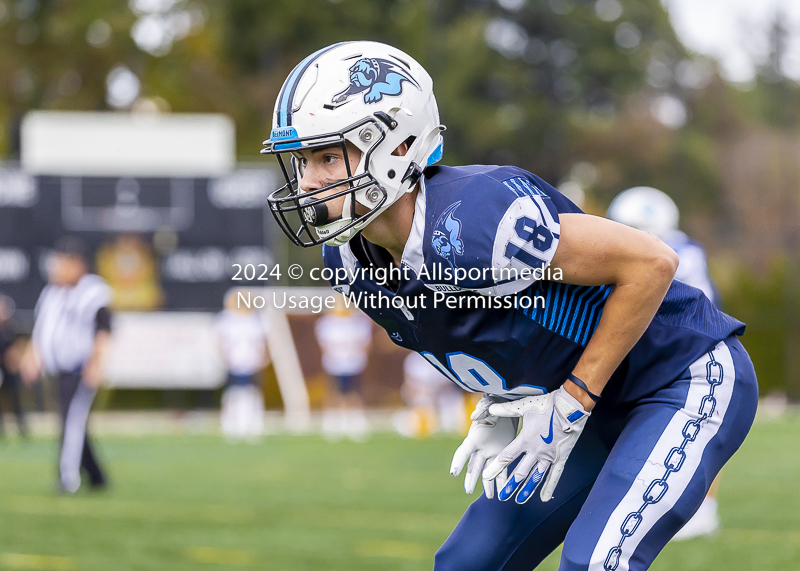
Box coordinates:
[1,413,798,570]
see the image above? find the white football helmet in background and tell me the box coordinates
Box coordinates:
[262,41,445,247]
[606,186,680,240]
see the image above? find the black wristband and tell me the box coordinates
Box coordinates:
[567,373,601,403]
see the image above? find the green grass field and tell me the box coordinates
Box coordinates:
[1,414,799,571]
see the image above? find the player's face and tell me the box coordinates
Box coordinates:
[49,254,87,286]
[293,142,367,221]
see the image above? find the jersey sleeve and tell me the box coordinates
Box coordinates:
[487,175,561,295]
[80,276,113,319]
[427,170,563,296]
[673,242,716,304]
[31,286,49,349]
[94,306,112,333]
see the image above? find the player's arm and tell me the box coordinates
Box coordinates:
[482,213,677,503]
[22,291,47,385]
[82,307,112,389]
[19,339,42,385]
[82,331,110,389]
[4,337,27,374]
[550,213,679,410]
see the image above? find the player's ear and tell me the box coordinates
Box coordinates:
[392,136,415,157]
[392,143,408,157]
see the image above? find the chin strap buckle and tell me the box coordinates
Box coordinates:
[401,162,423,186]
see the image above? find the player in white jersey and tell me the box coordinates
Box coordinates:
[314,298,372,439]
[399,351,466,437]
[607,187,717,304]
[21,237,112,493]
[608,186,722,539]
[216,289,270,440]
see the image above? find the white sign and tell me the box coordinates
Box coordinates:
[104,312,226,389]
[21,111,235,177]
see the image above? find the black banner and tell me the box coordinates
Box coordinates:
[0,167,278,312]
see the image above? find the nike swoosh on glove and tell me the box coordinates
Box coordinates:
[450,394,519,499]
[482,386,589,504]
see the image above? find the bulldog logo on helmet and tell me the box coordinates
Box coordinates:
[332,57,420,106]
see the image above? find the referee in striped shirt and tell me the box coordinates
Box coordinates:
[21,237,112,493]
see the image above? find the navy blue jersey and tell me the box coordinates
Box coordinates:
[322,165,744,404]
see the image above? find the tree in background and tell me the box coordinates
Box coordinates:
[1,0,799,396]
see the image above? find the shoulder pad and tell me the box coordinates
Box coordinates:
[423,171,561,294]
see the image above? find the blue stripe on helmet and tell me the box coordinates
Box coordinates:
[269,127,302,150]
[425,142,444,167]
[277,42,349,128]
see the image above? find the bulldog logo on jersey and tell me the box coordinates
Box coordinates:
[332,57,420,105]
[432,201,464,270]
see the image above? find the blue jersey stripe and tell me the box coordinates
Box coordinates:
[277,42,347,127]
[565,286,593,339]
[519,282,611,346]
[548,283,563,330]
[547,285,560,329]
[580,285,612,345]
[557,285,582,333]
[503,176,547,198]
[504,178,525,198]
[558,284,578,331]
[520,178,546,196]
[539,285,552,324]
[503,176,559,221]
[575,286,603,346]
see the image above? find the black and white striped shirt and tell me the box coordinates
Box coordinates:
[32,274,112,374]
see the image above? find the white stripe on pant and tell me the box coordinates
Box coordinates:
[589,340,736,571]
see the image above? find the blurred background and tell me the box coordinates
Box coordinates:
[1,0,799,399]
[1,1,799,570]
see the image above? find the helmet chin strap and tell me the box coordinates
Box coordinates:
[316,192,361,246]
[325,225,361,247]
[319,187,386,247]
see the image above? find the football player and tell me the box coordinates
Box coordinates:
[314,296,372,440]
[607,187,718,305]
[608,186,724,540]
[261,41,758,570]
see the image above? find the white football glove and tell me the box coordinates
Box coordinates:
[482,386,589,504]
[449,395,519,499]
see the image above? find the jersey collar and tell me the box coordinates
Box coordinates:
[400,177,426,276]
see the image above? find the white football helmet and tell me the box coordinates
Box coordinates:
[261,41,446,247]
[606,186,679,239]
